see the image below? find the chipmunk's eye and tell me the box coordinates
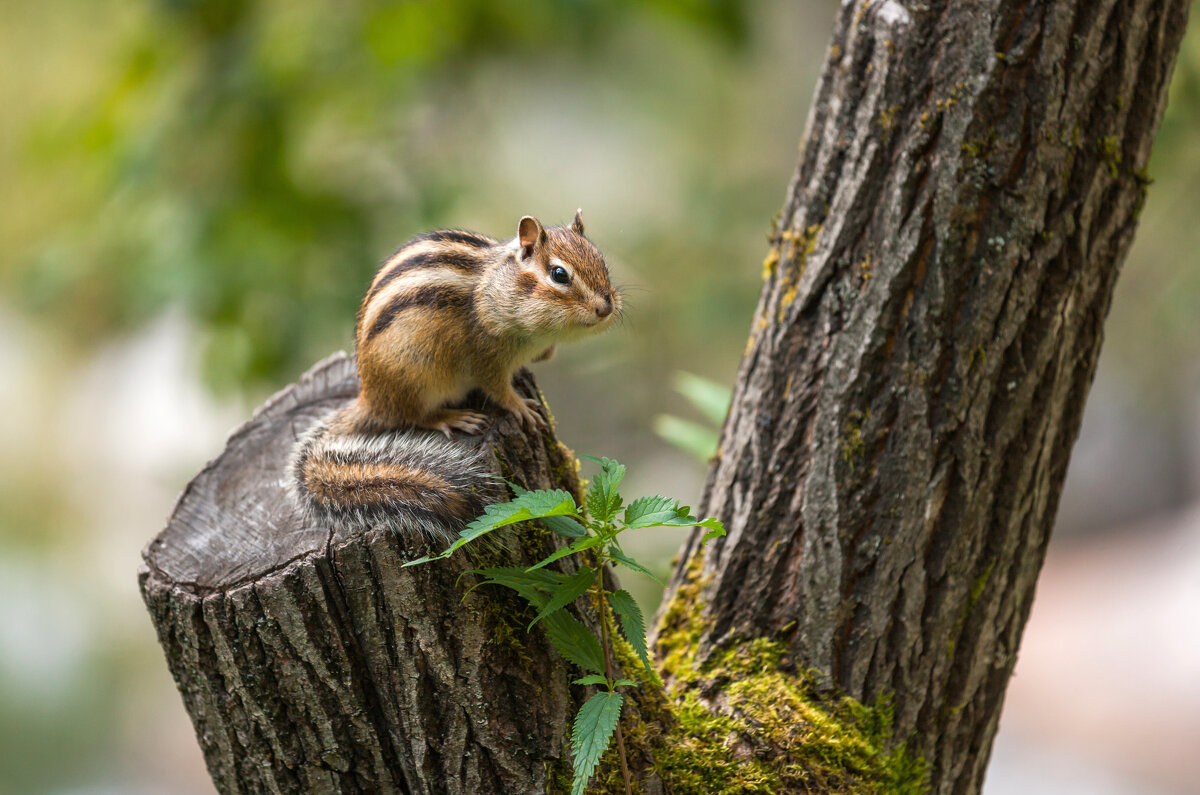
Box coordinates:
[550,266,571,285]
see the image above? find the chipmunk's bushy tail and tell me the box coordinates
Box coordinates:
[289,416,500,545]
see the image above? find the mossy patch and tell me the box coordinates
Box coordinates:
[762,245,781,281]
[775,224,822,322]
[646,552,929,794]
[840,409,870,473]
[1097,135,1122,178]
[876,104,902,139]
[858,256,874,285]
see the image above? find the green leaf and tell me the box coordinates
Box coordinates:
[608,548,664,585]
[542,611,607,676]
[527,534,606,572]
[623,494,685,528]
[620,497,727,546]
[402,489,578,566]
[528,566,596,630]
[542,513,587,539]
[698,516,726,543]
[613,679,636,687]
[572,674,609,687]
[467,568,606,677]
[467,566,562,597]
[581,455,625,523]
[571,691,624,795]
[608,589,655,679]
[463,567,564,618]
[506,488,580,520]
[673,371,731,426]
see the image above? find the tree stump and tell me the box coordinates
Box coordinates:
[140,353,586,794]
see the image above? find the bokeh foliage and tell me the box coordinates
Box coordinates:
[5,0,754,394]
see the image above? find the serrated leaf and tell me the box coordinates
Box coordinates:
[527,534,605,572]
[608,548,664,585]
[581,455,625,523]
[571,691,624,795]
[608,589,655,680]
[620,500,728,546]
[468,566,562,596]
[403,489,578,566]
[612,679,635,687]
[528,567,596,630]
[463,567,564,616]
[572,674,609,687]
[542,611,607,675]
[623,494,684,528]
[542,514,586,538]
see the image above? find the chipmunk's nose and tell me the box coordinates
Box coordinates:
[595,295,613,319]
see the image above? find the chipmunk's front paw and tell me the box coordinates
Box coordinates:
[432,410,490,438]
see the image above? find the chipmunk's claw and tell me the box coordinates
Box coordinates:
[511,398,545,431]
[433,410,490,438]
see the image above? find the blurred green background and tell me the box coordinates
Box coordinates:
[1,2,1197,793]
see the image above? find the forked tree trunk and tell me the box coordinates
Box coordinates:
[659,1,1188,793]
[143,2,1190,794]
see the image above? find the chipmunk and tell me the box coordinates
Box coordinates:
[290,210,620,541]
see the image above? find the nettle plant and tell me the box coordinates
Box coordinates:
[406,456,724,795]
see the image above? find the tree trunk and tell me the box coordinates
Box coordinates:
[659,1,1188,793]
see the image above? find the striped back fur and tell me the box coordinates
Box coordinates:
[290,416,502,544]
[356,230,496,353]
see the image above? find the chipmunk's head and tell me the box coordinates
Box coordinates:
[506,210,621,339]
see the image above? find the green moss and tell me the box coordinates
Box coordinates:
[858,255,874,285]
[968,346,987,373]
[1098,135,1122,177]
[876,104,902,137]
[840,410,870,473]
[946,560,996,660]
[960,140,984,161]
[656,691,781,793]
[775,223,822,321]
[650,553,929,794]
[964,560,995,619]
[761,244,781,281]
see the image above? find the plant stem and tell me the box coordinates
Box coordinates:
[594,564,632,795]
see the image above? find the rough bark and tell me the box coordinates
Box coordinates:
[659,2,1189,794]
[140,353,630,794]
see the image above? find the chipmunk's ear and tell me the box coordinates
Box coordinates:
[571,208,585,236]
[518,216,546,259]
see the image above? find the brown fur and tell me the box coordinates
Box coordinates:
[290,212,615,538]
[304,459,464,513]
[347,213,620,436]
